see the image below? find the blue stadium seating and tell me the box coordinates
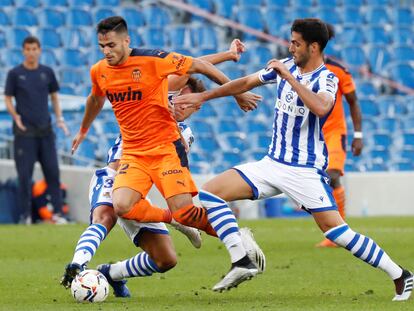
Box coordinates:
[40,48,59,66]
[68,8,92,26]
[129,30,144,47]
[43,0,68,6]
[247,120,267,133]
[197,134,220,152]
[367,45,391,74]
[339,26,365,44]
[5,48,24,66]
[71,0,94,6]
[0,8,10,25]
[61,28,90,48]
[222,151,243,167]
[0,29,6,48]
[218,119,241,133]
[387,61,414,88]
[402,133,414,146]
[373,133,392,148]
[394,160,414,171]
[342,9,364,27]
[189,119,214,135]
[190,0,214,11]
[341,45,366,67]
[143,27,167,48]
[94,8,116,24]
[317,8,342,25]
[393,26,413,45]
[212,0,236,18]
[264,0,289,6]
[394,8,412,26]
[365,26,391,45]
[96,0,119,5]
[196,103,217,118]
[38,28,62,48]
[365,7,391,25]
[39,8,66,28]
[265,8,289,36]
[237,7,265,32]
[366,0,391,5]
[15,0,40,7]
[143,6,171,27]
[168,25,191,49]
[394,45,414,61]
[359,98,380,117]
[191,25,217,49]
[121,7,145,28]
[13,7,38,26]
[356,80,378,96]
[0,0,13,6]
[257,134,270,149]
[343,0,364,6]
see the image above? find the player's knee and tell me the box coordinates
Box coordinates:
[92,206,117,230]
[154,255,177,272]
[113,198,133,216]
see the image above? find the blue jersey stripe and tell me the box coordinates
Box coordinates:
[278,112,289,161]
[306,113,316,166]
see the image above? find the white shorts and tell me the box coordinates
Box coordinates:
[234,156,337,212]
[89,166,169,245]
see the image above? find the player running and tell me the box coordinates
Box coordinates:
[68,17,264,292]
[174,18,413,300]
[316,24,363,248]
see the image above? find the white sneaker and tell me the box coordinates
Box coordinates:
[393,269,413,301]
[212,265,258,292]
[170,219,202,249]
[52,214,68,225]
[240,227,266,273]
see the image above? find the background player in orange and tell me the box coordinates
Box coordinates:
[71,16,263,290]
[316,24,363,248]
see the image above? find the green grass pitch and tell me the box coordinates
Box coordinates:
[0,217,413,311]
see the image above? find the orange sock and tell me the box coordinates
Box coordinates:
[172,205,217,237]
[122,199,172,223]
[333,186,346,220]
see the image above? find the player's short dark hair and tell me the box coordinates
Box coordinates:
[22,36,41,48]
[326,23,335,39]
[96,16,128,35]
[186,76,206,93]
[291,18,331,51]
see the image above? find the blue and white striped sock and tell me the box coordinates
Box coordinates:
[325,224,403,279]
[109,252,161,280]
[199,190,246,263]
[72,223,107,267]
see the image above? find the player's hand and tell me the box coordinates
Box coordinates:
[234,92,262,112]
[229,39,246,62]
[57,119,70,136]
[14,114,27,131]
[71,130,87,155]
[351,138,363,156]
[173,93,205,110]
[267,59,292,81]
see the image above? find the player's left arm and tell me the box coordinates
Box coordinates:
[50,92,69,136]
[344,91,363,156]
[267,59,336,117]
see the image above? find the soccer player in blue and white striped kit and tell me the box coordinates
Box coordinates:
[174,18,413,300]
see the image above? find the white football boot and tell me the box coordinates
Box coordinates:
[393,269,413,301]
[239,227,266,274]
[170,219,202,249]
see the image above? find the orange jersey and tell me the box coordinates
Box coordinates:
[323,57,356,134]
[90,49,193,153]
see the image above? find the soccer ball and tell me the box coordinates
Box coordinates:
[71,270,109,303]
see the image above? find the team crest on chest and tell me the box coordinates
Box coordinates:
[131,68,141,82]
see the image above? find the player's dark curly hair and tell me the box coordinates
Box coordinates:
[186,76,206,93]
[23,36,41,48]
[291,18,333,51]
[96,16,128,35]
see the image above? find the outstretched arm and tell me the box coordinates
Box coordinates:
[71,94,106,154]
[345,91,363,156]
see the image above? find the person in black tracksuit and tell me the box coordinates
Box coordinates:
[4,36,69,224]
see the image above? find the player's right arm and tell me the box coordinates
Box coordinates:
[173,72,263,110]
[71,93,106,154]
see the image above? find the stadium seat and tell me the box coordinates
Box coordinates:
[59,85,77,95]
[191,25,217,49]
[188,119,214,135]
[365,26,391,45]
[62,49,88,67]
[365,7,391,25]
[96,0,118,5]
[13,7,38,26]
[237,6,265,32]
[293,0,313,5]
[197,134,220,152]
[367,44,391,74]
[142,6,171,27]
[168,25,191,49]
[38,28,62,48]
[386,61,414,88]
[343,0,364,6]
[392,26,413,45]
[400,148,414,161]
[68,8,92,26]
[218,119,241,133]
[40,48,59,66]
[39,8,66,28]
[257,134,270,149]
[222,151,243,167]
[102,120,119,134]
[402,118,414,130]
[339,26,365,44]
[402,133,414,146]
[71,0,94,6]
[143,27,167,48]
[366,0,391,4]
[212,0,236,18]
[342,9,364,27]
[314,0,341,7]
[191,0,215,11]
[264,0,289,6]
[196,103,217,117]
[60,68,84,85]
[361,118,377,132]
[247,120,268,133]
[340,45,366,67]
[0,0,13,6]
[0,8,10,26]
[15,0,41,7]
[224,133,249,152]
[129,30,144,47]
[376,117,400,132]
[372,133,392,148]
[317,8,342,25]
[43,0,68,6]
[61,28,90,48]
[370,148,390,162]
[252,45,273,65]
[77,139,96,159]
[394,160,414,171]
[394,45,414,61]
[289,7,314,20]
[224,67,245,80]
[221,100,245,117]
[393,8,412,27]
[356,80,378,96]
[265,8,289,36]
[5,48,24,66]
[359,98,380,117]
[94,8,116,24]
[120,7,145,28]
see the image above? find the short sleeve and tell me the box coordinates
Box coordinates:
[155,51,193,78]
[258,68,278,84]
[317,71,338,102]
[4,70,16,96]
[90,65,105,97]
[48,68,60,93]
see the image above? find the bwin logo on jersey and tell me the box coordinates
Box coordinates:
[276,100,306,116]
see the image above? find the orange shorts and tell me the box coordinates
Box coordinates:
[113,139,198,199]
[324,130,347,175]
